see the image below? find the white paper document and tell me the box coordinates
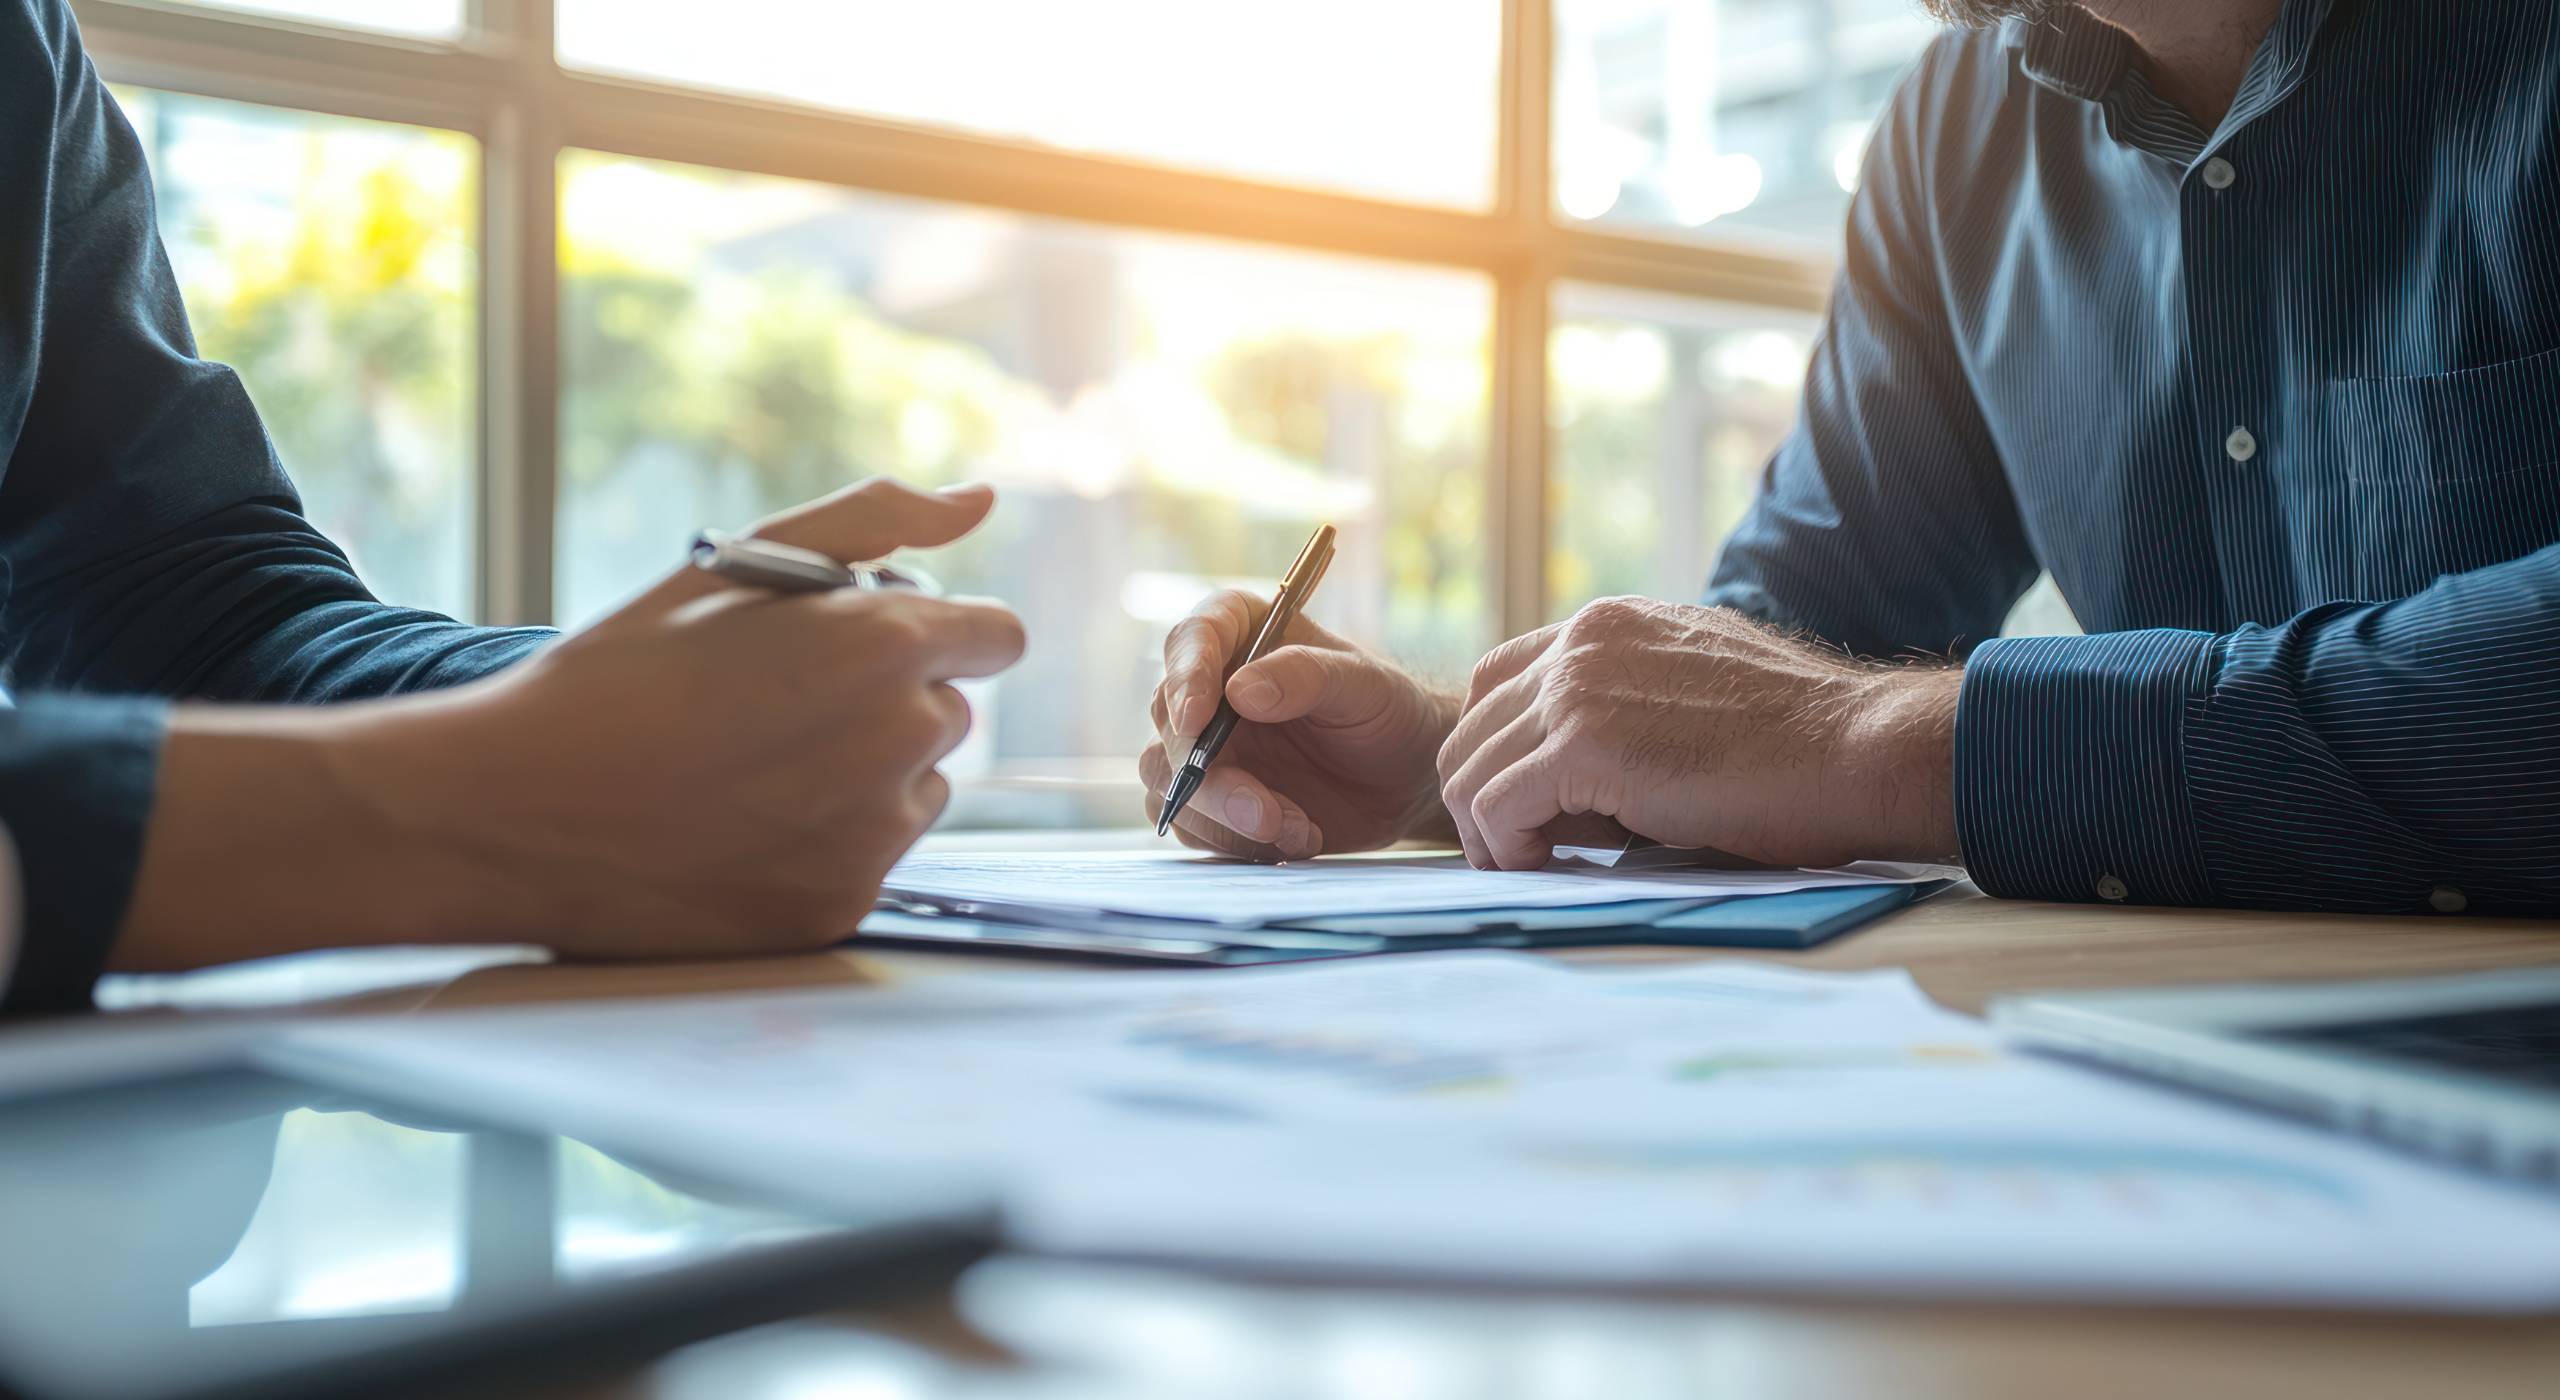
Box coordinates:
[267,955,2560,1310]
[1551,840,1763,870]
[881,851,1956,926]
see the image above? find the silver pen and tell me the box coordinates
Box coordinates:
[688,529,940,595]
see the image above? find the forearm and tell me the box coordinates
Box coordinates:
[113,692,537,971]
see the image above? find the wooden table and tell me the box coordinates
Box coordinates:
[99,861,2560,1400]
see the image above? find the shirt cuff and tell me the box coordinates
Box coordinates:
[1954,630,2221,905]
[0,695,170,1014]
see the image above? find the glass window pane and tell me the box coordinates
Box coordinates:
[556,1,1499,210]
[1547,283,1815,619]
[156,0,462,37]
[120,89,478,619]
[1554,0,1940,246]
[559,153,1493,805]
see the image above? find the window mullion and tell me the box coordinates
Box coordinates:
[472,0,559,626]
[1494,0,1555,639]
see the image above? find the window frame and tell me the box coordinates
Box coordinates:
[69,0,1836,638]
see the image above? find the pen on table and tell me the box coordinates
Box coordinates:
[1156,522,1338,838]
[689,529,940,595]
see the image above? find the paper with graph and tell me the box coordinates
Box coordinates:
[268,955,2560,1309]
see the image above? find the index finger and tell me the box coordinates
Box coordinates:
[1475,746,1568,872]
[753,478,996,563]
[634,480,996,619]
[887,595,1029,680]
[1160,589,1262,739]
[1467,622,1565,707]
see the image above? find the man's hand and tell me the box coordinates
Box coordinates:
[116,478,1026,969]
[1139,589,1457,861]
[1436,597,1960,871]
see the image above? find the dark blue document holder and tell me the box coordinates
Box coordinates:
[859,881,1939,966]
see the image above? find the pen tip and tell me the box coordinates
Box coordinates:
[1156,767,1205,839]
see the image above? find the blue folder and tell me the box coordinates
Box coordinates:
[859,881,1938,966]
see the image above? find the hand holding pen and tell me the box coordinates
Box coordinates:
[1142,525,1464,862]
[1156,524,1338,835]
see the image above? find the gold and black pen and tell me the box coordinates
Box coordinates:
[1156,523,1337,836]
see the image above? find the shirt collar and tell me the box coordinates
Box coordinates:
[2226,0,2341,129]
[2001,0,2343,111]
[2003,7,2131,104]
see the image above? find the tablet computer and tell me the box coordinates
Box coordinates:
[1993,969,2560,1187]
[0,1022,995,1400]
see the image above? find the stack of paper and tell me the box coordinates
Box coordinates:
[881,850,1954,929]
[269,955,2560,1310]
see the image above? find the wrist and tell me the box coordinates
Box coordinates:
[1838,666,1963,863]
[321,684,563,940]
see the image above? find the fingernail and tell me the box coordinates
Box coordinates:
[1223,788,1267,838]
[1234,678,1282,713]
[1279,813,1316,859]
[937,480,990,496]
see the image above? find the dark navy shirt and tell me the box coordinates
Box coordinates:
[0,0,548,1012]
[1708,0,2560,914]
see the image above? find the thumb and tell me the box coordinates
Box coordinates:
[1226,645,1398,727]
[751,478,995,563]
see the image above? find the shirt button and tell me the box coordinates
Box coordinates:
[2429,885,2468,914]
[2202,156,2237,190]
[2225,426,2258,463]
[2096,875,2129,902]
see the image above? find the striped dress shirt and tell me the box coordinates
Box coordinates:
[1704,0,2560,914]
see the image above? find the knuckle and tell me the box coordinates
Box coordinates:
[1547,646,1596,691]
[1164,630,1211,675]
[979,605,1029,659]
[1567,595,1639,639]
[914,772,953,824]
[1549,720,1608,767]
[1435,728,1468,782]
[875,691,940,750]
[866,606,934,656]
[931,686,973,743]
[847,475,907,507]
